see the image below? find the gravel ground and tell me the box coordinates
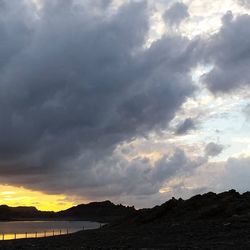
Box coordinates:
[0,220,249,249]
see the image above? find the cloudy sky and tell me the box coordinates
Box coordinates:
[1,0,250,211]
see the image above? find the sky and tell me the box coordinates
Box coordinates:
[1,0,250,211]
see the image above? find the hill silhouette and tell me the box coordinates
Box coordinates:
[0,205,55,220]
[0,201,135,222]
[57,200,135,222]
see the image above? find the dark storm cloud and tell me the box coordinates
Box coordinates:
[175,118,196,135]
[205,142,224,157]
[202,12,250,93]
[163,2,189,26]
[0,0,34,69]
[0,0,199,199]
[151,149,205,183]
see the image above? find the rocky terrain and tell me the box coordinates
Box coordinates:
[118,189,250,225]
[1,190,250,249]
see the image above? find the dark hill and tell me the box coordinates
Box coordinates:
[114,189,250,227]
[0,201,135,222]
[57,200,135,222]
[0,205,55,220]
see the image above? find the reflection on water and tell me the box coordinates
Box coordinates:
[0,221,101,240]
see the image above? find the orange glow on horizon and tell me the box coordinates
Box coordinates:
[0,185,77,212]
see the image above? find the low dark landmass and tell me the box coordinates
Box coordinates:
[2,190,250,249]
[57,200,135,223]
[0,200,135,223]
[0,205,55,221]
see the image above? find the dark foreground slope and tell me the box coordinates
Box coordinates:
[2,190,250,249]
[0,220,249,250]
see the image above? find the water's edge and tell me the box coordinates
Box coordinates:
[0,220,102,240]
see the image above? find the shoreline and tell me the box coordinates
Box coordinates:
[0,218,107,223]
[1,220,250,249]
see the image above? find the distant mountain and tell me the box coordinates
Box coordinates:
[0,201,135,222]
[0,205,55,220]
[57,200,135,222]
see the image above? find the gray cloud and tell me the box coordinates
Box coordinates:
[0,0,198,202]
[202,12,250,93]
[243,103,250,119]
[159,155,250,204]
[151,149,205,183]
[0,148,204,201]
[200,156,250,195]
[163,2,189,26]
[220,156,250,192]
[175,118,196,135]
[237,0,250,8]
[205,142,224,157]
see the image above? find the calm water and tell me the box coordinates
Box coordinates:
[0,221,101,240]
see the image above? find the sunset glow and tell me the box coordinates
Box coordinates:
[0,185,75,211]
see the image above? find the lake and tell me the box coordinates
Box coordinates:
[0,221,101,240]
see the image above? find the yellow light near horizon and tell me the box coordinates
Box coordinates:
[0,185,76,212]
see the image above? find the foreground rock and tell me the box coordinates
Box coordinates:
[118,189,250,226]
